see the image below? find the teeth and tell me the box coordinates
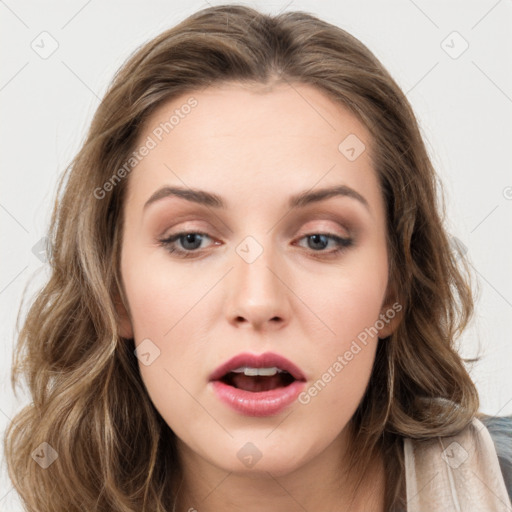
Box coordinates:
[231,366,285,377]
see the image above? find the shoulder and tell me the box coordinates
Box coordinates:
[479,413,512,504]
[399,413,512,512]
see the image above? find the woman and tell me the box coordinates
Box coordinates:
[4,4,511,511]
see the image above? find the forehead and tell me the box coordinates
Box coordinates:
[137,81,372,150]
[125,81,381,215]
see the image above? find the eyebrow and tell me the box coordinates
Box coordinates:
[143,184,370,212]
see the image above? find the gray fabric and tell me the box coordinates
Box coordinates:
[481,414,512,505]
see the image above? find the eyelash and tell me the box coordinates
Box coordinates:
[158,230,354,259]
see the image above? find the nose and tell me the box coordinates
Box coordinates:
[225,239,291,331]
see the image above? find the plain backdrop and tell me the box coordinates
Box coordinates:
[1,0,511,509]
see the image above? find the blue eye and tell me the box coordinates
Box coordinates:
[297,233,353,254]
[159,232,213,258]
[158,231,353,259]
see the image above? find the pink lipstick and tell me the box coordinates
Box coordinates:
[208,352,306,417]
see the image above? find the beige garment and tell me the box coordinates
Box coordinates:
[404,417,512,511]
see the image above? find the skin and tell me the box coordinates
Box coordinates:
[116,81,400,512]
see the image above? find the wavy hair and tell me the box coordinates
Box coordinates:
[4,4,480,511]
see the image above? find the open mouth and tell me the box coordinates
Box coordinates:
[209,354,307,416]
[220,367,296,393]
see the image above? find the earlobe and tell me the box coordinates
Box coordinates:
[113,288,134,339]
[377,282,403,339]
[377,310,400,339]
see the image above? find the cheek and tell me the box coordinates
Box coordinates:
[311,252,388,348]
[300,255,387,411]
[328,280,386,342]
[295,286,382,439]
[121,247,215,405]
[121,246,208,341]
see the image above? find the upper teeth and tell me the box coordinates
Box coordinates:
[231,366,285,376]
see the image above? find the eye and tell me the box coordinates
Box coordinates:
[159,230,354,259]
[295,233,353,256]
[159,231,217,258]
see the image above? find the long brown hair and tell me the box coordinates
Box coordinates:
[4,4,480,511]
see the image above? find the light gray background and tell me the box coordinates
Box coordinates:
[1,0,511,509]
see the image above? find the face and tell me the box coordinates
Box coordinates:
[116,81,398,478]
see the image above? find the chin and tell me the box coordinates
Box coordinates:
[201,436,313,477]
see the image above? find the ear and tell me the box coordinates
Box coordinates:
[113,287,134,339]
[377,280,403,339]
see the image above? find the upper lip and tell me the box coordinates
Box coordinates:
[209,352,306,382]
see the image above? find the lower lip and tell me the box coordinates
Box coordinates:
[210,380,306,417]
